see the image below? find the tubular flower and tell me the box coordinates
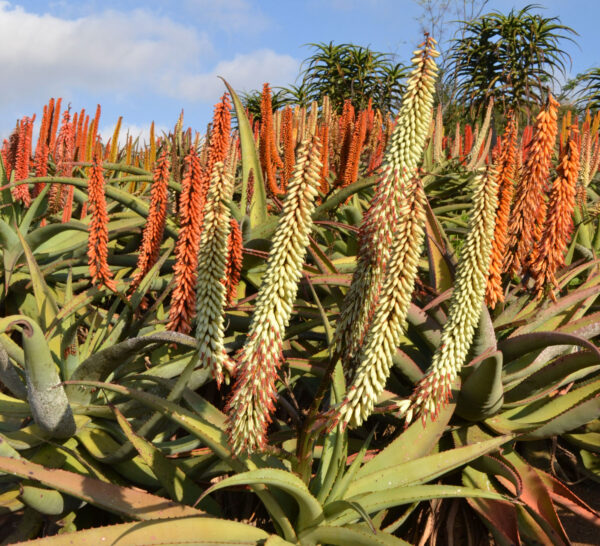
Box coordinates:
[226,136,322,455]
[167,149,204,334]
[504,95,558,277]
[485,112,518,308]
[530,129,580,300]
[129,151,171,295]
[87,151,116,291]
[224,218,243,306]
[338,175,427,427]
[207,94,231,171]
[259,83,284,196]
[402,166,499,425]
[32,102,53,195]
[196,162,236,386]
[333,36,439,372]
[13,116,35,206]
[281,106,295,191]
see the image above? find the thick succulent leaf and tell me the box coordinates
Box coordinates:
[299,524,411,546]
[347,435,512,498]
[67,331,198,404]
[462,466,521,546]
[536,468,600,525]
[563,431,600,452]
[0,456,203,520]
[325,485,507,527]
[456,350,504,420]
[0,316,75,438]
[221,78,267,229]
[355,398,456,481]
[500,450,570,545]
[13,517,290,545]
[112,405,213,510]
[503,351,600,407]
[200,468,323,531]
[18,486,65,516]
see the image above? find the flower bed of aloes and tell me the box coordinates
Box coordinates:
[0,34,599,545]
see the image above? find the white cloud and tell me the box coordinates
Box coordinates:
[0,2,211,102]
[170,49,300,101]
[0,2,297,107]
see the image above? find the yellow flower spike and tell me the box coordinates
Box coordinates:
[333,35,439,374]
[226,135,322,455]
[195,162,236,387]
[402,166,499,425]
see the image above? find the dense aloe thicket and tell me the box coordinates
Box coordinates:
[0,32,599,545]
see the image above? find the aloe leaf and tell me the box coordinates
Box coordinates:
[67,331,197,404]
[355,397,456,480]
[221,78,267,228]
[0,344,27,400]
[0,316,75,438]
[503,351,600,407]
[112,404,217,512]
[299,524,411,546]
[16,517,291,545]
[200,468,323,531]
[0,456,203,520]
[502,450,570,545]
[462,466,521,546]
[19,485,65,516]
[347,435,512,499]
[313,362,346,503]
[326,485,507,527]
[64,380,297,541]
[456,350,504,420]
[14,229,59,332]
[535,468,600,524]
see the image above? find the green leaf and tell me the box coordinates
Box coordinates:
[299,524,411,546]
[221,78,267,228]
[0,456,203,520]
[347,435,512,499]
[456,350,504,420]
[200,468,323,531]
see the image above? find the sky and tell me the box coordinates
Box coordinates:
[1,0,599,143]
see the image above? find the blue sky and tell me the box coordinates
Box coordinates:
[1,0,599,143]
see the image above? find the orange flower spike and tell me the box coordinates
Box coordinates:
[530,127,580,300]
[87,149,116,291]
[281,106,295,191]
[224,218,243,305]
[48,98,62,152]
[504,94,559,277]
[167,149,204,334]
[207,93,232,170]
[13,116,35,206]
[335,100,355,187]
[130,151,171,295]
[259,83,283,196]
[485,113,518,308]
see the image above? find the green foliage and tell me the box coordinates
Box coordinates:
[446,4,576,113]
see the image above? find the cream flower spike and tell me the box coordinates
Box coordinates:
[226,136,322,455]
[195,161,236,386]
[402,166,499,425]
[333,35,439,376]
[339,175,427,427]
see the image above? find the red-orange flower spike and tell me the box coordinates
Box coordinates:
[208,93,231,170]
[530,128,580,300]
[335,100,355,187]
[224,218,243,305]
[281,106,295,191]
[486,113,518,308]
[259,83,284,196]
[48,98,62,152]
[13,116,35,206]
[130,151,171,295]
[167,149,205,334]
[504,94,559,277]
[343,109,368,187]
[87,150,116,291]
